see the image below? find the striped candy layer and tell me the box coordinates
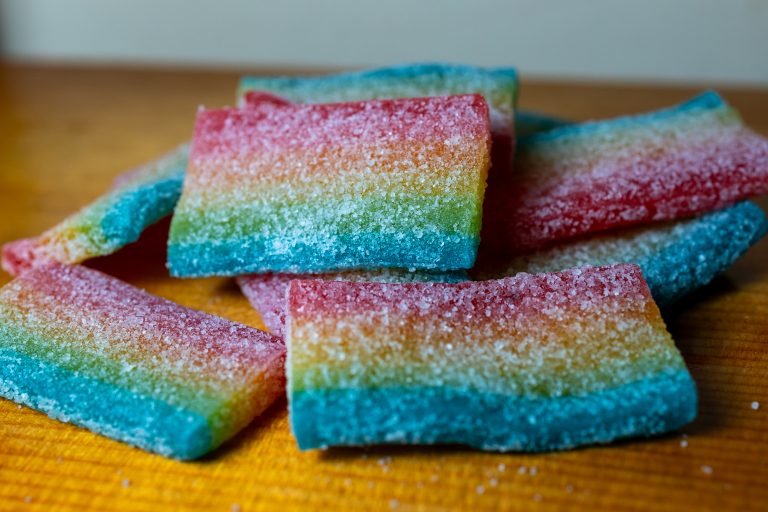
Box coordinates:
[239,64,518,248]
[476,201,768,306]
[286,264,697,451]
[0,263,285,459]
[483,92,768,255]
[169,94,492,276]
[2,144,188,276]
[238,269,467,338]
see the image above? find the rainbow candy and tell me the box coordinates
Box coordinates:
[287,264,697,451]
[483,92,768,255]
[168,94,492,276]
[2,144,188,276]
[239,65,519,261]
[238,269,467,338]
[476,201,768,306]
[0,263,285,459]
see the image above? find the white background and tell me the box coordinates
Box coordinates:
[1,0,767,85]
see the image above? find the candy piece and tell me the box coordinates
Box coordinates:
[238,269,467,338]
[2,144,189,276]
[238,63,517,171]
[168,95,492,276]
[0,263,285,459]
[483,92,768,255]
[239,64,518,266]
[475,201,768,306]
[515,110,571,136]
[287,264,697,451]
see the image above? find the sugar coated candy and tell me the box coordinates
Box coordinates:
[0,263,285,459]
[238,269,467,338]
[238,63,517,171]
[240,67,515,264]
[484,92,768,255]
[476,201,768,306]
[286,264,697,451]
[168,95,492,276]
[2,144,188,276]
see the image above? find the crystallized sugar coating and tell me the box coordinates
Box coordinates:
[0,263,285,459]
[168,95,492,276]
[237,269,467,338]
[476,201,768,306]
[238,64,519,265]
[286,264,697,451]
[483,92,768,255]
[2,144,189,276]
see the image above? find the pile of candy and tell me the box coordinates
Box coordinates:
[2,63,767,460]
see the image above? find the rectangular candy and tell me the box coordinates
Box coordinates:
[240,66,517,270]
[0,263,285,459]
[286,264,697,451]
[237,269,467,338]
[168,94,492,276]
[475,201,768,306]
[483,92,768,255]
[2,144,188,276]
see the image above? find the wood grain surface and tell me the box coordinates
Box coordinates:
[0,64,767,512]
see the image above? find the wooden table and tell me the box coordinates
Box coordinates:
[0,64,766,512]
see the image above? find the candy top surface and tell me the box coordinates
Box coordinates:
[287,264,686,397]
[182,93,490,212]
[237,63,518,124]
[192,94,490,161]
[0,263,285,415]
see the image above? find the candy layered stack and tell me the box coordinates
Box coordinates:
[2,144,189,276]
[287,264,697,451]
[168,94,492,276]
[476,201,768,306]
[0,263,285,459]
[238,269,467,338]
[483,92,768,255]
[5,63,765,459]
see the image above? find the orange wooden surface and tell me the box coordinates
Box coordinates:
[1,64,767,512]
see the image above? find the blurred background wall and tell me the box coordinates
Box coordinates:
[1,0,767,85]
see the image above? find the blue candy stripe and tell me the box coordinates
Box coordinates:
[0,346,214,460]
[169,232,480,277]
[290,371,697,452]
[639,202,768,305]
